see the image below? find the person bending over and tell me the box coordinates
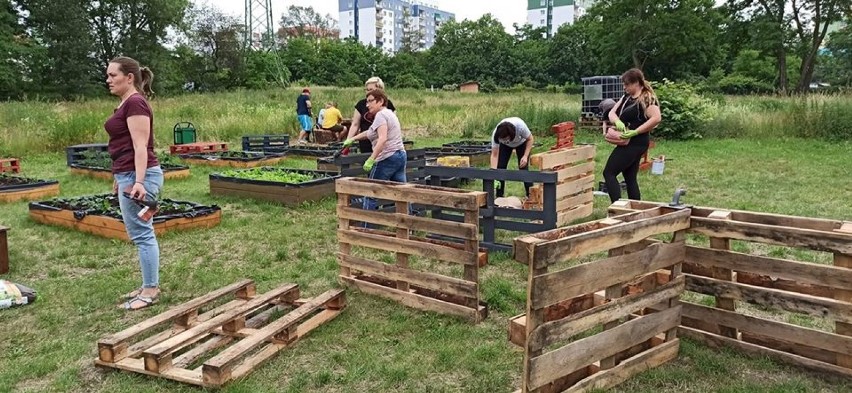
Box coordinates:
[490,117,534,198]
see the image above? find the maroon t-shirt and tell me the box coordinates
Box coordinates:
[104,93,158,173]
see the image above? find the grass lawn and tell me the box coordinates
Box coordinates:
[1,131,851,392]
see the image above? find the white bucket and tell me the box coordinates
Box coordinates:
[651,156,665,175]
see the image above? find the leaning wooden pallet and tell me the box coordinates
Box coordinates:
[94,280,346,388]
[336,177,488,323]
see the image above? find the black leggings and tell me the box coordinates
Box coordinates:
[603,144,648,203]
[496,141,531,198]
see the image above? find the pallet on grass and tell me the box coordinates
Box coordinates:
[609,199,852,378]
[65,143,108,166]
[242,135,289,153]
[0,158,20,174]
[512,207,690,392]
[0,225,8,274]
[336,177,488,323]
[169,142,228,155]
[527,145,596,225]
[94,280,346,388]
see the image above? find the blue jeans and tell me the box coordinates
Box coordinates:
[115,166,164,288]
[363,150,407,211]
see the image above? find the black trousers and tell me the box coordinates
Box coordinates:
[358,139,372,154]
[496,141,531,198]
[603,143,648,203]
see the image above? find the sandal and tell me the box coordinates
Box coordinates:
[123,287,143,299]
[122,295,158,311]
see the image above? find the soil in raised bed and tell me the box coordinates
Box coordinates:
[34,194,216,220]
[181,151,282,160]
[0,174,33,186]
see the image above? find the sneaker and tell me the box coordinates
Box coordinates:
[297,139,307,145]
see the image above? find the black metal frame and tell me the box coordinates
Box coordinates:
[424,166,558,252]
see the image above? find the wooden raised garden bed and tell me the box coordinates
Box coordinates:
[179,151,286,168]
[1,174,60,203]
[284,145,341,159]
[70,164,190,180]
[209,167,340,206]
[29,194,221,241]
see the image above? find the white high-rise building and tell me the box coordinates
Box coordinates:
[527,0,594,38]
[339,0,454,53]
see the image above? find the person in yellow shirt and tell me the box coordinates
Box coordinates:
[319,102,345,139]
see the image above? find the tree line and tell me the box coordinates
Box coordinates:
[1,1,850,101]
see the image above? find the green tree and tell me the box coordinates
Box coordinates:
[548,19,598,85]
[0,0,45,99]
[426,15,516,87]
[21,0,99,98]
[585,0,725,79]
[819,22,852,85]
[277,5,338,41]
[789,0,851,92]
[183,3,246,90]
[512,24,550,87]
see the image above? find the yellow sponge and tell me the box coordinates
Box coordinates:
[436,156,470,167]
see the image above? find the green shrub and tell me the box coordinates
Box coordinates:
[479,80,498,93]
[717,75,775,95]
[654,80,712,140]
[441,84,458,91]
[394,74,424,89]
[562,82,583,95]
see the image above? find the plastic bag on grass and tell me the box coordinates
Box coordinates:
[0,280,37,309]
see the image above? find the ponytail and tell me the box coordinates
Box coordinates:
[139,67,155,97]
[639,80,658,111]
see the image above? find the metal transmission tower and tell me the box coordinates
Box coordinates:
[245,0,274,49]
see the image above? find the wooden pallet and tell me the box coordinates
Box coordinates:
[527,145,596,226]
[95,280,346,388]
[169,142,229,155]
[0,158,21,174]
[336,177,488,323]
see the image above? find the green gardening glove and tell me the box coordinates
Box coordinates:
[614,120,627,132]
[342,138,355,147]
[363,157,376,172]
[620,129,639,139]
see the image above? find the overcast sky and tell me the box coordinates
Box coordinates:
[204,0,534,33]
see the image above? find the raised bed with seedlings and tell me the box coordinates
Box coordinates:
[69,151,190,180]
[0,173,60,203]
[442,140,492,150]
[179,151,286,168]
[209,167,340,206]
[29,194,221,241]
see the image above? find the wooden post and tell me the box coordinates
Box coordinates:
[667,230,687,341]
[463,210,479,310]
[396,201,410,292]
[600,246,626,370]
[835,222,852,369]
[0,225,8,274]
[338,193,352,278]
[708,210,738,339]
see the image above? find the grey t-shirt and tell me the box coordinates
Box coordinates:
[491,117,532,149]
[366,108,405,161]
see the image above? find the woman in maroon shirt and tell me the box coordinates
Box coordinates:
[104,56,164,311]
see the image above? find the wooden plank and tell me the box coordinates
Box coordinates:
[337,229,477,265]
[531,242,684,309]
[835,251,852,369]
[339,254,477,298]
[462,209,480,309]
[0,226,8,274]
[337,206,477,240]
[690,217,852,255]
[95,357,206,387]
[741,331,836,365]
[554,161,595,182]
[528,208,691,269]
[555,192,594,213]
[685,274,852,323]
[530,145,596,170]
[341,276,482,323]
[335,177,486,211]
[707,211,737,339]
[555,203,594,227]
[686,246,852,291]
[526,306,681,390]
[228,309,342,382]
[395,201,411,292]
[680,326,852,379]
[203,290,344,383]
[562,339,680,393]
[142,284,299,370]
[553,175,595,200]
[338,194,352,278]
[529,277,684,352]
[683,302,852,355]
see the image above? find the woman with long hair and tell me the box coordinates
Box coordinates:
[603,68,662,203]
[104,56,164,311]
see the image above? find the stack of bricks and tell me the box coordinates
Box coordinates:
[0,158,20,174]
[550,122,575,150]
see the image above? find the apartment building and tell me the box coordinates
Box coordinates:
[527,0,594,37]
[339,0,455,53]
